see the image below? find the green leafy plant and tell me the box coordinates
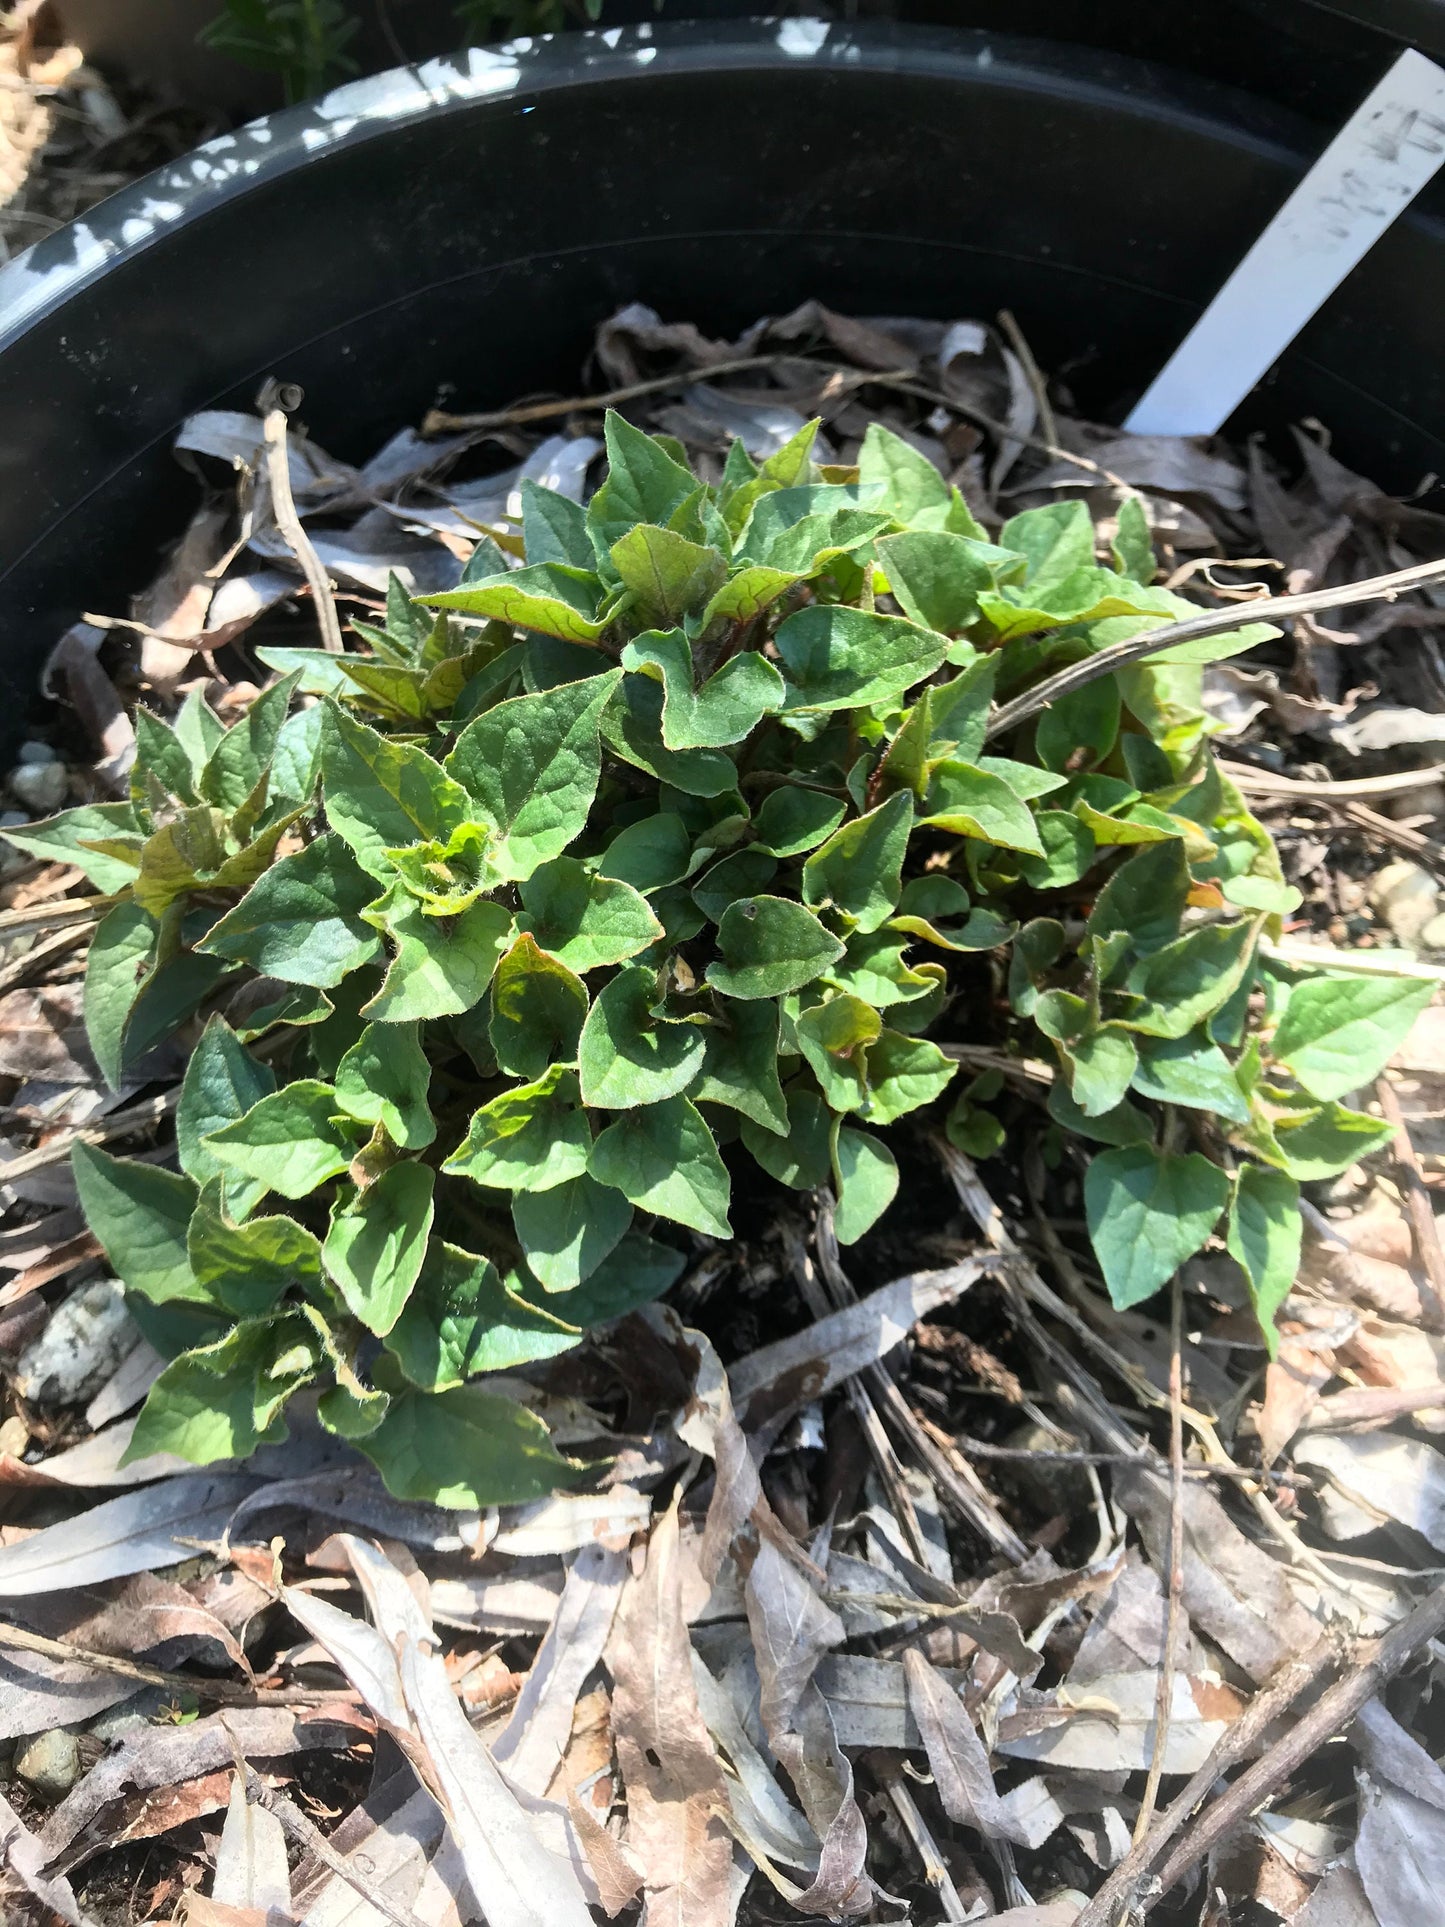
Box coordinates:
[200,0,625,106]
[13,413,1425,1505]
[200,0,361,104]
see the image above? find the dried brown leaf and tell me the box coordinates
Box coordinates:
[607,1503,729,1927]
[744,1539,873,1916]
[1260,1337,1337,1465]
[903,1650,1061,1848]
[1355,1771,1445,1927]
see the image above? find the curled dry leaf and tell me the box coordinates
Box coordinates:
[743,1538,873,1917]
[1294,1431,1445,1548]
[212,1771,291,1916]
[493,1542,627,1798]
[903,1650,1062,1849]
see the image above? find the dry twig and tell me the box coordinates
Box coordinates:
[1376,1075,1445,1324]
[1133,1277,1185,1846]
[986,553,1445,740]
[1073,1625,1344,1927]
[258,378,344,655]
[1143,1577,1445,1914]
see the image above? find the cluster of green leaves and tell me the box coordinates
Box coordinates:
[13,412,1428,1504]
[200,0,361,105]
[200,0,618,106]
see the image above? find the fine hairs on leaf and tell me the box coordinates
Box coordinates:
[21,407,1419,1509]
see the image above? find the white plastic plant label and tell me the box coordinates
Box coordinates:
[1126,48,1445,438]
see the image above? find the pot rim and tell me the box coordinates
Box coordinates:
[0,15,1318,353]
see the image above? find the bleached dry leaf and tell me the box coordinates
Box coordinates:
[728,1261,991,1424]
[85,1339,166,1430]
[398,1637,597,1927]
[1355,1696,1445,1812]
[213,1771,291,1916]
[298,1785,452,1927]
[227,1465,487,1555]
[314,1535,594,1927]
[998,1669,1242,1775]
[430,1569,564,1635]
[970,1906,1083,1927]
[691,1651,819,1874]
[1260,1337,1337,1464]
[493,1542,625,1798]
[607,1503,729,1926]
[816,1654,944,1748]
[1294,1432,1445,1547]
[40,1706,372,1864]
[280,1583,420,1760]
[0,1472,258,1594]
[1067,1554,1201,1682]
[1355,1771,1445,1927]
[904,1651,1062,1848]
[491,1490,650,1557]
[1339,1319,1445,1435]
[1294,1862,1379,1927]
[652,1310,762,1584]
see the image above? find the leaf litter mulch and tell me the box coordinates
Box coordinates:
[4,298,1445,1927]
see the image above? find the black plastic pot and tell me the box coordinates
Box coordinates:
[53,0,1445,126]
[2,22,1444,755]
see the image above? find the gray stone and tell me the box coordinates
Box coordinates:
[88,1687,171,1745]
[14,1728,80,1799]
[15,742,58,767]
[14,1278,140,1406]
[8,761,67,814]
[0,810,31,880]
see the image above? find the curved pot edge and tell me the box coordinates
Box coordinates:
[0,17,1341,353]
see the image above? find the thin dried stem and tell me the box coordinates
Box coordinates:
[1133,1277,1185,1845]
[258,379,344,655]
[1376,1075,1445,1326]
[985,552,1445,742]
[873,1757,974,1923]
[1222,758,1445,801]
[420,354,784,434]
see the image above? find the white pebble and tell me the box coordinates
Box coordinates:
[1369,859,1439,950]
[14,1278,140,1406]
[8,761,68,814]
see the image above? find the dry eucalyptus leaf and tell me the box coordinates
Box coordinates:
[607,1503,729,1926]
[1293,1432,1445,1548]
